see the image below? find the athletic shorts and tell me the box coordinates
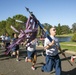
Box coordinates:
[27,50,36,59]
[12,45,19,52]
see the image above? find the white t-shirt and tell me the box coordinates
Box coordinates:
[27,39,37,51]
[1,35,5,40]
[44,35,60,56]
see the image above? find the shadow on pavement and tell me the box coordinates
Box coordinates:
[50,68,76,75]
[61,56,71,61]
[62,68,76,75]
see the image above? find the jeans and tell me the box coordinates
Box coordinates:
[42,55,61,75]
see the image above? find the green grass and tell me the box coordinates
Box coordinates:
[60,41,76,52]
[60,45,76,52]
[60,41,76,44]
[38,40,76,52]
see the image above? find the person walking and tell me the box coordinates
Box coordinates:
[25,32,37,70]
[0,34,5,48]
[11,33,20,61]
[41,27,65,75]
[4,33,11,55]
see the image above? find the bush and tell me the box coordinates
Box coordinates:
[71,33,76,42]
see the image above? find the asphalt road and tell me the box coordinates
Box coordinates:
[0,46,76,75]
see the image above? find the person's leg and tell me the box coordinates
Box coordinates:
[31,52,37,70]
[41,55,53,72]
[16,50,19,61]
[55,56,61,75]
[32,54,37,64]
[3,41,5,47]
[32,51,37,67]
[32,51,37,63]
[5,43,10,55]
[25,51,32,62]
[26,51,36,70]
[11,51,16,58]
[1,41,4,48]
[5,43,8,52]
[12,51,16,55]
[27,51,36,62]
[11,46,16,57]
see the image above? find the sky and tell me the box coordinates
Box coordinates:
[0,0,76,28]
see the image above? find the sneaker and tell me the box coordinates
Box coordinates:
[25,57,28,62]
[71,56,74,62]
[31,66,35,70]
[41,69,44,72]
[16,59,19,61]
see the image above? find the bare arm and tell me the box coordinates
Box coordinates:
[44,40,54,50]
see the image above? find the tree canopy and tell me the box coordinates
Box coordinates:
[0,14,27,36]
[0,14,75,37]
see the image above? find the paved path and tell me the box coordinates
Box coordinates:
[0,47,76,75]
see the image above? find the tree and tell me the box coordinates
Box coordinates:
[56,23,62,35]
[71,33,76,42]
[13,14,27,22]
[72,23,76,33]
[43,23,52,33]
[0,20,6,35]
[6,17,15,35]
[13,14,27,30]
[37,23,52,37]
[5,14,27,36]
[61,25,71,34]
[0,14,27,36]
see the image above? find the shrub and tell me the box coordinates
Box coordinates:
[71,33,76,42]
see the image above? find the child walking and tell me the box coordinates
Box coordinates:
[11,33,20,61]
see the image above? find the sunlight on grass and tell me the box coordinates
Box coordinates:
[60,45,76,52]
[60,41,76,44]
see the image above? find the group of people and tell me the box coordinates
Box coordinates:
[22,27,65,75]
[0,33,19,61]
[0,33,11,53]
[0,27,76,75]
[24,27,76,75]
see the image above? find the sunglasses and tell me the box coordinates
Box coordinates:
[53,29,56,31]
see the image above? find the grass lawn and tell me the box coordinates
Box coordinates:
[38,41,76,52]
[60,41,76,44]
[60,42,76,52]
[60,45,76,52]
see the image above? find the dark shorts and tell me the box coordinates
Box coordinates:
[12,45,19,52]
[15,45,19,51]
[5,43,10,52]
[27,50,36,59]
[5,43,10,48]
